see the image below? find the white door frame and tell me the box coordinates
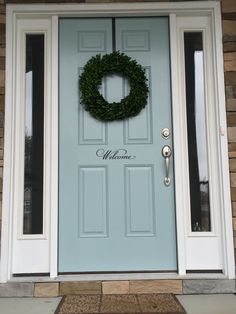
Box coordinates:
[1,1,235,282]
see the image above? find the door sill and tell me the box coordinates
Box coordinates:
[58,270,176,275]
[9,272,227,282]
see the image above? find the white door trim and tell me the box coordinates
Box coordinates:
[169,13,187,276]
[1,1,234,282]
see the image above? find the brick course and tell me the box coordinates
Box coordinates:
[0,279,234,297]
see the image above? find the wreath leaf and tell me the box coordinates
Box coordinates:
[79,51,149,122]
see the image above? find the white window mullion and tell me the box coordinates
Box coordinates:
[169,13,187,276]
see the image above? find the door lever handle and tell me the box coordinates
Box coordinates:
[162,145,172,186]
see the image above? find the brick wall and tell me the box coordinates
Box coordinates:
[0,1,4,239]
[222,0,236,261]
[0,0,236,269]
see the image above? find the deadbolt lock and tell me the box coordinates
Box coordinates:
[162,128,170,139]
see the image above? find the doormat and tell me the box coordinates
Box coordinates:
[55,293,186,314]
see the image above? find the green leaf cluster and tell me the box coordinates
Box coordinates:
[79,51,149,121]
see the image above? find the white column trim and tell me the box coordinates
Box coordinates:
[5,1,220,16]
[50,15,59,279]
[169,13,187,276]
[212,4,235,279]
[0,6,15,283]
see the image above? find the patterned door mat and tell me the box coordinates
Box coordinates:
[55,293,186,314]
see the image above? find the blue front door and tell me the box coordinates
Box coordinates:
[59,17,177,272]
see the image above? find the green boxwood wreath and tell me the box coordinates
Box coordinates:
[79,51,149,121]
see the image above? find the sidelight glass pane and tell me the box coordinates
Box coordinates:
[184,32,211,232]
[23,34,44,234]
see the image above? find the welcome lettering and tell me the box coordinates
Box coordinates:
[96,149,136,160]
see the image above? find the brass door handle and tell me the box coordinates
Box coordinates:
[162,145,172,186]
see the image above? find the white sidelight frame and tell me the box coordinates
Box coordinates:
[0,1,235,282]
[174,15,228,271]
[2,18,53,276]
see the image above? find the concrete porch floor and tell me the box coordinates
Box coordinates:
[0,294,236,314]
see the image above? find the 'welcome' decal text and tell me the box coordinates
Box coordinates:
[96,149,136,160]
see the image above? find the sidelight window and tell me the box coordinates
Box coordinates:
[23,34,44,234]
[184,32,211,232]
